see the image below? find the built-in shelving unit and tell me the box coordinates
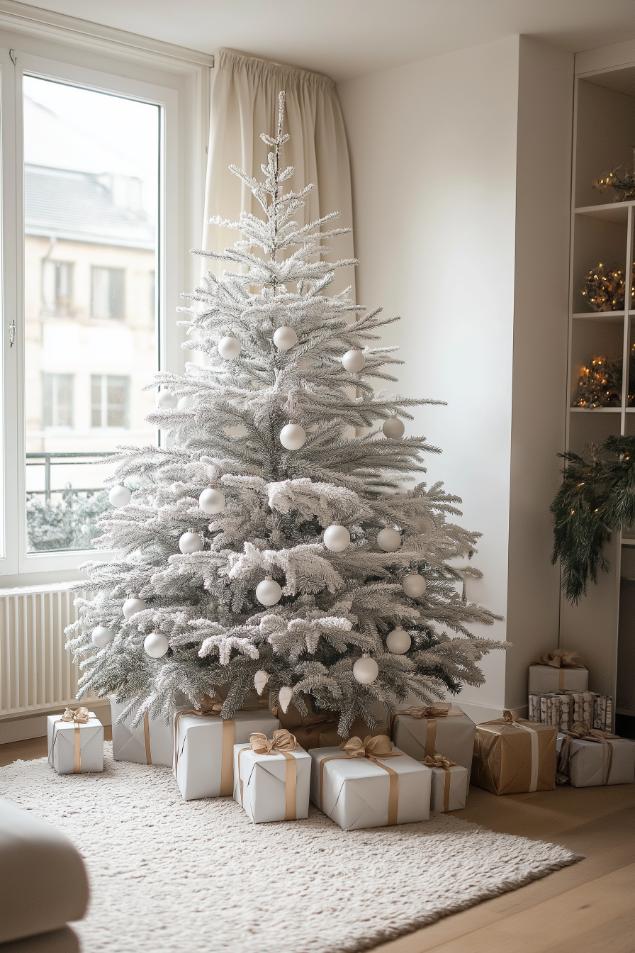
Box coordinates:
[561,59,635,720]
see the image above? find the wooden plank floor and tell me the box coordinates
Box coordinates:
[2,737,634,953]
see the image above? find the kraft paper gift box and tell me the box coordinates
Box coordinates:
[310,736,432,831]
[528,665,588,695]
[174,708,279,801]
[47,708,104,775]
[558,730,635,787]
[390,704,475,770]
[424,756,469,812]
[234,731,311,823]
[472,715,556,795]
[110,697,173,766]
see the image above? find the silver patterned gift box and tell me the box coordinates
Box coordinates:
[234,731,311,823]
[390,704,475,770]
[110,698,173,766]
[528,691,614,732]
[47,708,103,774]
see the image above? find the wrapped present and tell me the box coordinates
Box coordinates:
[528,650,588,694]
[310,735,432,830]
[234,729,311,823]
[47,707,103,775]
[528,691,614,733]
[528,692,572,731]
[110,698,173,766]
[472,712,556,795]
[173,703,279,801]
[557,725,635,787]
[390,703,475,770]
[423,753,469,812]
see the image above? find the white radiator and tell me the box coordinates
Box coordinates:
[0,584,84,718]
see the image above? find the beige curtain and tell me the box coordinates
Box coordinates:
[204,48,355,296]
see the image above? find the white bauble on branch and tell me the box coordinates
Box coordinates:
[377,527,402,552]
[279,423,306,451]
[386,626,411,655]
[198,488,225,515]
[402,573,427,598]
[323,524,350,553]
[256,578,282,607]
[179,531,204,554]
[278,686,293,714]
[341,348,366,373]
[273,326,298,352]
[352,655,379,685]
[108,484,131,508]
[144,633,169,659]
[254,670,269,696]
[382,416,405,439]
[91,625,114,648]
[177,395,196,411]
[156,390,178,411]
[122,597,146,620]
[218,335,241,360]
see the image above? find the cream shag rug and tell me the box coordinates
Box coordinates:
[1,745,578,953]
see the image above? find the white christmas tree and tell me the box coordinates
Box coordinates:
[67,93,500,735]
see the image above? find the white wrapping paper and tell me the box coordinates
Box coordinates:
[110,698,173,766]
[233,743,311,823]
[391,706,475,770]
[565,736,635,787]
[528,665,588,694]
[47,712,103,774]
[429,764,469,812]
[174,710,279,801]
[310,746,431,830]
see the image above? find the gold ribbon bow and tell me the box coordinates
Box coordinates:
[249,729,297,754]
[61,706,90,724]
[54,707,91,772]
[423,752,457,811]
[237,730,299,820]
[397,703,451,719]
[319,735,401,825]
[559,723,619,785]
[538,649,583,669]
[173,697,234,795]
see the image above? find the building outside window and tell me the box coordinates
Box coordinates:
[42,372,74,428]
[91,374,130,429]
[41,259,74,314]
[91,265,125,320]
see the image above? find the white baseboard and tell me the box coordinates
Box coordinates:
[0,699,112,744]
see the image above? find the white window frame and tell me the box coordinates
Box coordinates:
[0,19,211,585]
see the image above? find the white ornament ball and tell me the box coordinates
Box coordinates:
[341,348,366,373]
[143,633,169,659]
[218,335,241,360]
[386,626,411,655]
[382,417,405,439]
[377,527,402,552]
[273,326,298,352]
[254,670,269,696]
[402,573,427,598]
[179,531,204,554]
[122,597,146,620]
[353,655,379,685]
[91,625,114,648]
[279,423,306,451]
[156,390,178,411]
[108,484,131,508]
[278,686,294,714]
[199,488,225,515]
[256,578,282,607]
[323,524,351,553]
[177,395,196,411]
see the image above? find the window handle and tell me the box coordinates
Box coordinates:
[9,320,16,347]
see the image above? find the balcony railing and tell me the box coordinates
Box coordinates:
[26,450,114,501]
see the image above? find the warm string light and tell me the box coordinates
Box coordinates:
[580,260,635,312]
[572,353,622,408]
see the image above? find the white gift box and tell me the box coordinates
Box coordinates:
[174,709,279,801]
[234,742,311,823]
[429,764,469,812]
[110,698,173,767]
[391,705,475,770]
[310,745,431,830]
[47,711,103,774]
[561,734,635,787]
[528,664,588,695]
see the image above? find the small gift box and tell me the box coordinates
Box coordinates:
[528,691,614,733]
[423,754,469,812]
[234,729,311,823]
[528,649,588,695]
[472,713,556,795]
[390,703,475,770]
[47,707,104,775]
[111,697,173,766]
[174,705,279,801]
[558,727,635,787]
[310,735,432,830]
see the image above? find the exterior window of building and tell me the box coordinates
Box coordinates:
[41,259,73,314]
[90,375,130,429]
[42,373,74,428]
[91,265,125,320]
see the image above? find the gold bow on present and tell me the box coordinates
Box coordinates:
[559,723,619,785]
[173,696,234,795]
[61,706,90,724]
[238,730,300,820]
[319,735,401,825]
[397,703,451,719]
[341,734,397,759]
[52,707,92,773]
[423,752,457,811]
[538,649,583,669]
[249,729,297,754]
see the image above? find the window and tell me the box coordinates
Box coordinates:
[91,375,130,428]
[41,259,73,314]
[91,266,125,320]
[42,373,74,428]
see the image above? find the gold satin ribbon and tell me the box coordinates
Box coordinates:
[480,713,542,793]
[60,707,90,773]
[173,700,234,796]
[319,735,400,825]
[392,704,460,757]
[423,753,456,811]
[538,649,583,669]
[143,712,152,765]
[238,730,299,820]
[561,723,618,785]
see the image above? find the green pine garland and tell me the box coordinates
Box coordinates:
[551,435,635,602]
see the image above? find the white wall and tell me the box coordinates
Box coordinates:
[339,35,573,716]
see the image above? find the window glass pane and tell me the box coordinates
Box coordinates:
[23,76,160,553]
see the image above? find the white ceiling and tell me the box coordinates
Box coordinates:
[15,0,635,80]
